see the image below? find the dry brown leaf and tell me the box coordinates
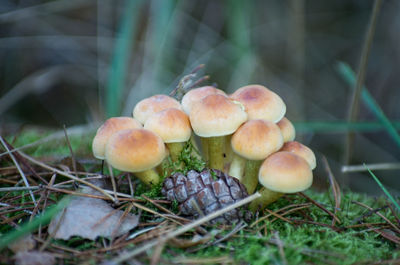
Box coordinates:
[48,182,138,240]
[14,251,55,265]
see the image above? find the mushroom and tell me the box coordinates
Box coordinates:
[133,94,182,124]
[92,117,142,160]
[144,108,191,162]
[249,151,313,212]
[105,128,167,186]
[230,84,286,122]
[280,141,316,169]
[181,86,227,115]
[229,120,283,194]
[181,86,227,160]
[277,117,296,143]
[189,94,247,171]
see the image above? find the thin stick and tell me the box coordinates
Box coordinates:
[39,208,67,251]
[17,150,116,202]
[0,136,37,207]
[0,184,72,192]
[107,162,119,204]
[63,125,78,178]
[322,156,341,226]
[111,192,261,263]
[299,192,341,224]
[344,0,383,164]
[352,201,400,234]
[342,162,400,173]
[274,231,288,265]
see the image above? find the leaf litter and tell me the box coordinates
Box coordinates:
[48,180,139,240]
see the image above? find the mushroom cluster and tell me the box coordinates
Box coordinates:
[92,84,316,211]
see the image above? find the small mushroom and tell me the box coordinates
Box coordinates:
[92,117,142,160]
[230,84,286,122]
[280,141,316,169]
[189,94,247,171]
[133,94,182,124]
[229,120,283,194]
[277,117,296,143]
[105,128,166,186]
[249,151,313,212]
[144,108,191,162]
[181,86,226,115]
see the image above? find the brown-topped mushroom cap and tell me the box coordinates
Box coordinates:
[231,120,283,160]
[189,94,247,137]
[230,84,286,122]
[280,141,316,169]
[259,151,312,193]
[144,108,191,143]
[181,86,226,115]
[277,117,296,143]
[105,128,166,172]
[92,117,142,160]
[133,94,182,124]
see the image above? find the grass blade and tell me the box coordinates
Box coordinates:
[106,0,142,117]
[337,62,400,149]
[294,121,400,133]
[364,164,400,212]
[0,197,70,249]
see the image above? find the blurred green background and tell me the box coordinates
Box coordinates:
[0,0,399,195]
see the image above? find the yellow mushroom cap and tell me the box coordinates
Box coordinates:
[189,94,248,137]
[230,84,286,122]
[280,141,316,170]
[259,151,313,193]
[92,117,142,160]
[105,128,166,172]
[231,120,284,160]
[181,86,227,115]
[277,117,296,143]
[133,94,182,124]
[144,108,191,143]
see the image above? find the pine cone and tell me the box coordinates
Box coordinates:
[161,169,252,224]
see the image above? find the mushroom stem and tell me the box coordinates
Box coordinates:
[207,136,225,171]
[200,137,209,162]
[166,142,184,162]
[249,187,283,212]
[135,169,160,186]
[224,134,234,172]
[242,160,263,194]
[228,154,246,181]
[189,135,202,160]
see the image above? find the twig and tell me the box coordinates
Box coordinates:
[352,201,400,234]
[322,156,341,227]
[39,208,67,251]
[263,207,293,224]
[16,150,116,202]
[111,192,261,263]
[107,162,119,205]
[273,231,288,265]
[63,125,78,178]
[141,195,175,215]
[0,202,33,215]
[344,0,383,164]
[0,136,37,207]
[250,203,312,227]
[0,184,71,192]
[298,192,341,224]
[342,162,400,173]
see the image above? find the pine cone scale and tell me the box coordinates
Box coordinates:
[162,169,251,224]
